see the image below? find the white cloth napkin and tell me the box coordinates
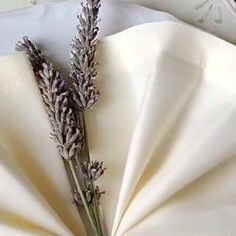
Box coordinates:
[1,20,236,236]
[98,21,236,236]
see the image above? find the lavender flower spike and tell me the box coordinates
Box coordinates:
[16,38,83,161]
[70,0,101,110]
[39,63,83,160]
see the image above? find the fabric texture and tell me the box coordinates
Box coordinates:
[0,0,64,13]
[1,20,236,235]
[0,0,178,68]
[121,0,236,45]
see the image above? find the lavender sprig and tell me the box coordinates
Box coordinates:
[70,1,106,235]
[16,38,100,235]
[16,34,105,235]
[70,0,101,110]
[16,37,83,161]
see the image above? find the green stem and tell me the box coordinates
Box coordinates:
[92,181,103,236]
[68,161,99,236]
[79,112,105,236]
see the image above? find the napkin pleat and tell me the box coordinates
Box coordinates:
[112,56,199,235]
[106,22,236,235]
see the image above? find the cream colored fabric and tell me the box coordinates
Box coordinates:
[93,21,236,235]
[1,21,236,236]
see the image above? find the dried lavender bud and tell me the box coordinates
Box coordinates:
[85,189,93,204]
[74,186,95,205]
[78,160,105,181]
[16,38,83,161]
[73,190,83,206]
[70,0,101,110]
[79,186,105,205]
[94,185,105,200]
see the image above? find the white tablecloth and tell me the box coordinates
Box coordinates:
[0,0,178,69]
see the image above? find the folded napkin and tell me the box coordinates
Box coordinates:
[1,21,236,236]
